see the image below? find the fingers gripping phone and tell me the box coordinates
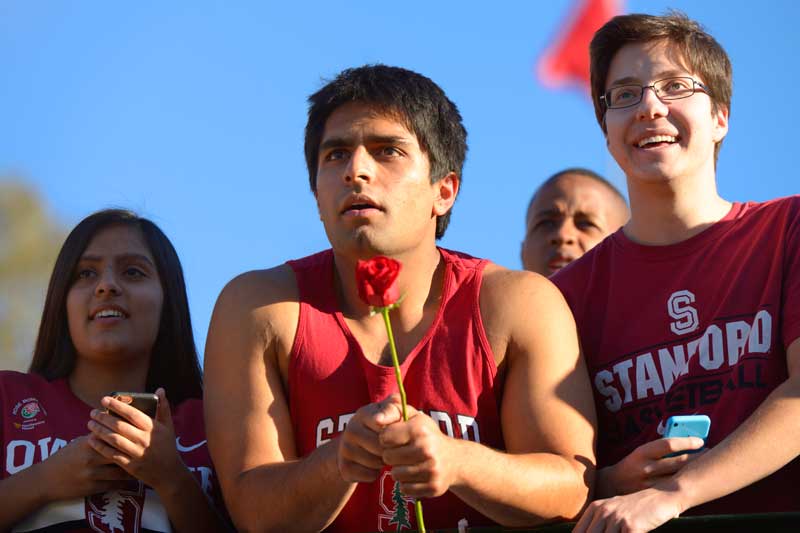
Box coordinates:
[663,414,710,457]
[107,392,159,418]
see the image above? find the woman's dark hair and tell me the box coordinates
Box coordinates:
[28,209,203,404]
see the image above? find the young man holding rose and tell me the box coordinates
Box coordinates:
[549,12,800,532]
[203,64,596,532]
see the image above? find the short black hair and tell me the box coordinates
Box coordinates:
[29,209,203,404]
[304,64,468,238]
[527,167,629,220]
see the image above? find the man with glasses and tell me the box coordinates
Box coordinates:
[551,12,800,531]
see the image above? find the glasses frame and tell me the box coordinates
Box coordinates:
[600,77,711,110]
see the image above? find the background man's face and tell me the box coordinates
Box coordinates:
[521,174,627,276]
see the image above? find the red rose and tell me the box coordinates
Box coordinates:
[356,256,401,308]
[354,254,424,528]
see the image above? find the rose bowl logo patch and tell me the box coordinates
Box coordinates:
[11,397,47,430]
[21,401,40,419]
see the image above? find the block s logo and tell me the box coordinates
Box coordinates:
[668,290,699,335]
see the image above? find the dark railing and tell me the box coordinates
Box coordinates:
[383,512,800,532]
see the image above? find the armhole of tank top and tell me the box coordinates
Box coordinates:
[285,265,306,401]
[471,259,499,376]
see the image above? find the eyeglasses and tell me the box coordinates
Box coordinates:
[600,77,711,109]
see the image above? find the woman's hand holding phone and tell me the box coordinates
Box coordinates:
[87,387,185,491]
[105,392,159,418]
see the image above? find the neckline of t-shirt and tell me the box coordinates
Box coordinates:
[54,376,96,412]
[611,201,746,261]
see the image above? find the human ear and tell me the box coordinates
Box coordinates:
[712,104,729,143]
[432,172,459,216]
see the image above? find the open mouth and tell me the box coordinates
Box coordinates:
[340,195,383,216]
[90,308,127,320]
[342,203,380,214]
[635,134,679,149]
[548,254,576,272]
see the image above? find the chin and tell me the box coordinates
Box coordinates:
[627,164,677,183]
[332,232,381,258]
[85,342,142,362]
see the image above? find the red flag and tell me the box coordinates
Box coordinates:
[538,0,623,92]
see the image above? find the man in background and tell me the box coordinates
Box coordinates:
[521,168,628,276]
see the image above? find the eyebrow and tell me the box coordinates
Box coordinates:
[533,208,600,221]
[608,69,690,87]
[533,209,565,220]
[319,134,415,152]
[79,253,156,267]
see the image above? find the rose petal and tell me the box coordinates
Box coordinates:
[356,256,402,308]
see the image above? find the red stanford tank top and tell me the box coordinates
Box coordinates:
[287,248,504,532]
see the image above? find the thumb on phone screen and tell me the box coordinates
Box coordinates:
[155,388,175,431]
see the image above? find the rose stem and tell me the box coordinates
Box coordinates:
[381,307,426,533]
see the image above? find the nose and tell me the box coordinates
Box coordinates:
[549,220,576,245]
[343,146,375,185]
[636,85,669,120]
[94,268,121,297]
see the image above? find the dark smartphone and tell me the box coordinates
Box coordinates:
[107,391,159,418]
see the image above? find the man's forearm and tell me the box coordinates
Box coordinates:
[224,439,356,533]
[669,375,800,512]
[156,465,231,533]
[594,466,617,499]
[448,439,592,527]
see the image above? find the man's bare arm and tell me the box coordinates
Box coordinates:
[203,267,354,532]
[458,268,596,523]
[381,268,596,526]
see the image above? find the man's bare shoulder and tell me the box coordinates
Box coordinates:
[213,264,300,334]
[478,264,573,364]
[480,263,564,314]
[218,264,298,306]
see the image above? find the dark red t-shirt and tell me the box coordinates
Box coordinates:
[1,372,223,532]
[553,196,800,515]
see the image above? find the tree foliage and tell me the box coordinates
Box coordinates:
[0,180,66,371]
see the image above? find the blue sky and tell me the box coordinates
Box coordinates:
[2,1,797,356]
